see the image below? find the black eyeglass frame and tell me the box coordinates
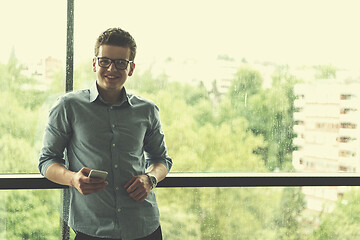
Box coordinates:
[96,57,134,71]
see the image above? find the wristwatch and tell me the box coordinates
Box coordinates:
[145,172,158,189]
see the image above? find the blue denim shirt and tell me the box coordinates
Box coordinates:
[38,82,172,240]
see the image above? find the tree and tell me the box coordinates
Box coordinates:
[260,66,300,170]
[274,187,306,240]
[310,189,360,240]
[313,64,337,80]
[4,190,61,240]
[127,68,168,95]
[0,57,64,239]
[224,65,300,171]
[227,66,263,112]
[127,66,292,239]
[2,56,346,239]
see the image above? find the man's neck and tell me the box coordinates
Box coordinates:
[97,85,124,105]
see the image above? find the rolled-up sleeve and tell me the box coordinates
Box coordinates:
[143,104,172,173]
[38,98,73,176]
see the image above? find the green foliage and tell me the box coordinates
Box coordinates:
[73,61,96,90]
[0,134,38,173]
[0,58,64,238]
[2,52,36,93]
[313,64,337,79]
[3,190,61,240]
[157,187,281,240]
[228,67,263,107]
[1,55,349,240]
[310,189,360,240]
[0,92,37,143]
[274,188,306,240]
[127,69,266,173]
[127,66,305,239]
[127,68,168,95]
[224,66,300,171]
[159,200,201,240]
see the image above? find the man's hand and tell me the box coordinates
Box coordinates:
[71,167,108,195]
[124,175,152,202]
[124,163,168,202]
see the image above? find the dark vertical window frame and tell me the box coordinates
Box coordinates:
[62,0,74,239]
[66,0,74,93]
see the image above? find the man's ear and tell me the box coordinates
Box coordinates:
[92,58,97,72]
[128,63,135,76]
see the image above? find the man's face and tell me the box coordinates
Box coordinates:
[92,45,135,92]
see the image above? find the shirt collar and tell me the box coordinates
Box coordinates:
[89,81,133,107]
[89,82,99,103]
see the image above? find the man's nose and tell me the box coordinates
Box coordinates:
[107,62,117,71]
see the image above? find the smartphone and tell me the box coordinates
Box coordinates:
[88,169,108,180]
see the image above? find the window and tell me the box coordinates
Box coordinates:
[2,0,360,239]
[0,0,66,174]
[0,1,67,238]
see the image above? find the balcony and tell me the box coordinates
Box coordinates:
[338,156,358,168]
[293,137,305,147]
[293,112,305,121]
[293,124,305,134]
[338,141,359,151]
[294,99,305,108]
[340,99,360,109]
[339,112,360,122]
[339,128,359,138]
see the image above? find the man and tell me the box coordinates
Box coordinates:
[38,27,172,240]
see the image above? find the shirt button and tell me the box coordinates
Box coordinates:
[112,124,115,128]
[115,186,120,191]
[112,143,116,147]
[114,164,118,168]
[117,208,121,213]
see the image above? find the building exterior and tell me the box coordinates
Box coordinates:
[292,83,360,212]
[22,56,62,90]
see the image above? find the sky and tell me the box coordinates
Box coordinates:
[1,0,360,70]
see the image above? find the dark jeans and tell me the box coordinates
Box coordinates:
[74,226,162,240]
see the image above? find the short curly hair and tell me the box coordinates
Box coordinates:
[94,27,137,61]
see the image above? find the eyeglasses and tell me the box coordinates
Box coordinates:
[96,57,133,70]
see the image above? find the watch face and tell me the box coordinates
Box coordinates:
[146,173,157,188]
[150,176,156,185]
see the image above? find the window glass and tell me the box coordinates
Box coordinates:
[2,188,360,239]
[74,0,360,174]
[0,1,66,173]
[0,190,64,239]
[156,187,360,239]
[72,1,360,239]
[0,2,66,237]
[2,1,360,239]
